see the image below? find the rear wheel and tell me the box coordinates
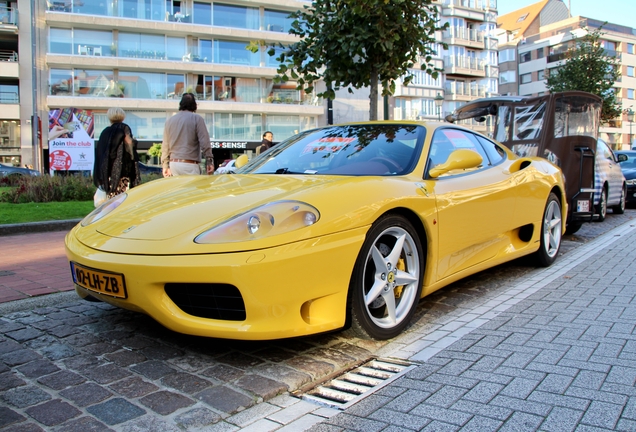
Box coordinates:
[347,215,424,340]
[612,185,626,214]
[534,193,562,267]
[596,187,607,222]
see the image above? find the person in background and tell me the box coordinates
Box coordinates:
[93,107,140,198]
[256,131,274,155]
[161,93,213,177]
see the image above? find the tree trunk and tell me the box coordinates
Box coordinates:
[369,71,378,121]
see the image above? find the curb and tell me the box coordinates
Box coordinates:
[0,219,81,236]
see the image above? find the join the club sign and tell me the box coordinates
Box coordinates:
[48,108,95,173]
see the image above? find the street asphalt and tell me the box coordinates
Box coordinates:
[1,211,636,431]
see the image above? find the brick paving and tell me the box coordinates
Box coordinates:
[0,212,635,430]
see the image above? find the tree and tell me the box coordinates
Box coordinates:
[546,26,621,122]
[270,0,447,120]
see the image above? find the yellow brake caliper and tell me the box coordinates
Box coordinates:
[394,257,406,299]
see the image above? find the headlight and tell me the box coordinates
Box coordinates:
[81,193,127,226]
[626,179,636,185]
[195,200,320,244]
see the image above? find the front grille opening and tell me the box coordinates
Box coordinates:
[299,358,414,409]
[165,283,246,321]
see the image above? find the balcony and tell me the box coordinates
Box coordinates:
[444,55,486,77]
[442,26,485,49]
[444,82,487,101]
[0,6,18,28]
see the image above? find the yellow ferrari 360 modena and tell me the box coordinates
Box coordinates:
[65,122,567,340]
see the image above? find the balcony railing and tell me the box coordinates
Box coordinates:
[0,50,18,61]
[440,0,497,11]
[0,92,19,104]
[0,6,17,25]
[443,26,485,44]
[445,82,487,98]
[444,55,485,72]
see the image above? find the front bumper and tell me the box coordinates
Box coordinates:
[65,226,368,340]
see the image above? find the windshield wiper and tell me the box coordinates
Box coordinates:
[274,168,306,174]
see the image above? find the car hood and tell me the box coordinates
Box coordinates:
[71,174,417,255]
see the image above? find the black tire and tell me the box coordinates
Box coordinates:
[534,193,562,267]
[612,185,626,214]
[596,186,607,222]
[347,215,424,340]
[565,222,582,235]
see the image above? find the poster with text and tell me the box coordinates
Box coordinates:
[48,108,95,173]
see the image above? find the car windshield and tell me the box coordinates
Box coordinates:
[238,124,425,176]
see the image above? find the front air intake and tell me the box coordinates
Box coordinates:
[165,283,246,321]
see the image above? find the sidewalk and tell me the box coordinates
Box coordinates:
[301,219,636,431]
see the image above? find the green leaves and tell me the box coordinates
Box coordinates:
[545,26,622,122]
[269,0,445,120]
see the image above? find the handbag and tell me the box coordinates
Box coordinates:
[94,187,107,207]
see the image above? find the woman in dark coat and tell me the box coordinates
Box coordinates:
[93,107,141,198]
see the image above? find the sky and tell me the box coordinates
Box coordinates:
[496,0,636,29]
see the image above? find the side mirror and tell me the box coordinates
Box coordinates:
[234,154,249,169]
[617,153,628,162]
[429,149,483,178]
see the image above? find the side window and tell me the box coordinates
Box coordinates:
[428,129,488,173]
[475,135,506,165]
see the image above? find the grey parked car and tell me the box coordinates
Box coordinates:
[594,139,626,221]
[0,163,41,178]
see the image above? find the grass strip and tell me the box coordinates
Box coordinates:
[0,201,94,224]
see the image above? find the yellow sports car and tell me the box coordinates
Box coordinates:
[65,122,566,341]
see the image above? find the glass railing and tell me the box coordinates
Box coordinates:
[444,55,485,71]
[0,50,18,61]
[0,92,19,104]
[443,27,484,43]
[0,6,18,25]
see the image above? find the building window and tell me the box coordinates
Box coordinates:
[214,113,262,141]
[520,73,531,84]
[536,48,544,59]
[628,43,635,54]
[629,89,635,100]
[519,51,531,63]
[538,70,545,80]
[193,2,212,25]
[498,48,515,63]
[264,9,294,32]
[499,70,516,84]
[628,66,635,77]
[212,3,259,30]
[214,40,260,66]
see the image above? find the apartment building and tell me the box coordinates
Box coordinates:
[391,0,500,131]
[0,1,20,166]
[497,0,636,149]
[9,0,322,170]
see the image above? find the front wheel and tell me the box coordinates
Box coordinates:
[347,215,424,340]
[596,187,607,222]
[612,185,626,214]
[534,193,562,267]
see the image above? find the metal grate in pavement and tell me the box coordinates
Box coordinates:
[299,358,415,410]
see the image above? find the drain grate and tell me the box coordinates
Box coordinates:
[299,358,415,410]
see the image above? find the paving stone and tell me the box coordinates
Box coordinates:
[174,407,222,430]
[109,377,159,398]
[196,385,255,413]
[5,328,44,343]
[46,325,81,338]
[37,370,86,390]
[1,349,43,367]
[62,333,102,347]
[39,343,79,361]
[384,389,430,413]
[540,406,583,432]
[0,320,26,334]
[17,360,60,378]
[216,352,264,369]
[63,354,105,371]
[86,398,146,425]
[202,363,245,382]
[139,390,196,415]
[283,356,334,379]
[1,385,51,408]
[160,371,213,394]
[104,350,147,367]
[130,360,175,380]
[113,415,182,432]
[81,363,131,384]
[0,338,23,354]
[24,335,59,350]
[252,363,312,390]
[0,406,26,428]
[0,422,46,431]
[51,416,114,432]
[140,345,184,360]
[24,399,81,427]
[81,342,120,356]
[499,411,543,432]
[580,400,623,429]
[322,412,386,432]
[59,382,113,407]
[0,371,26,391]
[235,374,288,399]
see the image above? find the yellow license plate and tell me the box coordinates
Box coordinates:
[70,262,127,299]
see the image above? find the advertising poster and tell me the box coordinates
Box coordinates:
[48,108,95,173]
